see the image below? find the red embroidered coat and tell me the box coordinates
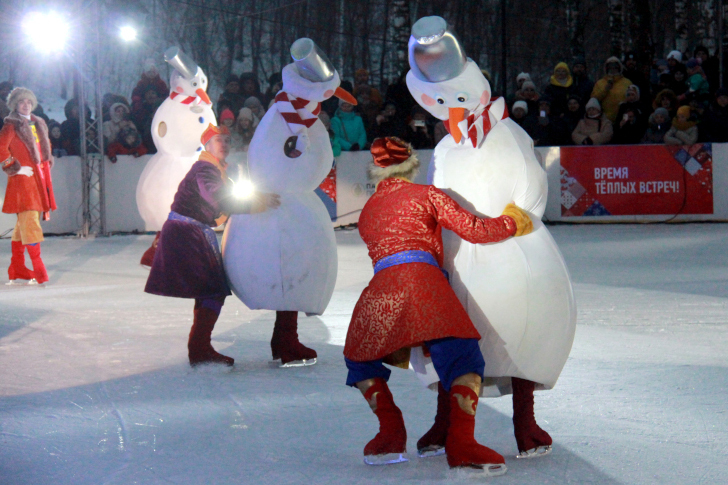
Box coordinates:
[343,178,517,363]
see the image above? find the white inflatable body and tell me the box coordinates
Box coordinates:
[223,57,341,315]
[223,192,336,313]
[136,57,216,231]
[406,56,576,397]
[411,119,576,396]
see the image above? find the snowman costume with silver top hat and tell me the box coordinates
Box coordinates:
[406,17,576,400]
[223,39,354,322]
[136,47,216,232]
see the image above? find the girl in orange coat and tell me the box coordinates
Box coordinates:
[1,87,56,284]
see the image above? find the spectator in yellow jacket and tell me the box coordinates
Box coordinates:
[590,56,632,123]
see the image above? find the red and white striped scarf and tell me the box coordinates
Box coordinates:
[169,91,206,106]
[274,91,321,134]
[444,97,509,148]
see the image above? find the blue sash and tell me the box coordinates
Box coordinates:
[373,250,449,281]
[168,211,222,267]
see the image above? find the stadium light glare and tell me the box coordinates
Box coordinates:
[119,25,137,42]
[22,11,69,53]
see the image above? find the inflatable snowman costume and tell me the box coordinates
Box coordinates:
[222,39,357,367]
[136,47,216,265]
[406,17,576,458]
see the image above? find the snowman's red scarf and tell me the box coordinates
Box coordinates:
[274,91,321,134]
[169,91,204,106]
[443,97,509,148]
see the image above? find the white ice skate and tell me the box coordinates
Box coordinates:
[364,453,408,466]
[516,445,552,459]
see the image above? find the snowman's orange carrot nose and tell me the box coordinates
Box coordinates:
[196,88,211,105]
[448,107,466,143]
[334,87,357,105]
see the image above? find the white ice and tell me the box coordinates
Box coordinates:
[1,224,727,484]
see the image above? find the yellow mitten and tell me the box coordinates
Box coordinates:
[501,203,533,237]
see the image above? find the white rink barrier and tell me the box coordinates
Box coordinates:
[3,144,728,236]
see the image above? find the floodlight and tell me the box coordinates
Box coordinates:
[119,26,137,42]
[22,11,69,53]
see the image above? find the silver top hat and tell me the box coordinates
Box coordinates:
[408,16,467,83]
[164,47,199,80]
[290,38,335,83]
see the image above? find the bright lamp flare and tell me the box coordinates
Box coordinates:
[233,179,255,199]
[119,26,137,42]
[23,12,68,53]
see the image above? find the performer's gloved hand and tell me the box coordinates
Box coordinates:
[501,203,533,237]
[16,166,34,178]
[250,193,281,214]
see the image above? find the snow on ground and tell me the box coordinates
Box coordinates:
[1,224,727,484]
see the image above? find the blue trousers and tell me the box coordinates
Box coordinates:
[345,337,484,392]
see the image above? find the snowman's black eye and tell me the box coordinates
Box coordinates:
[284,136,302,158]
[193,82,197,87]
[199,117,204,123]
[458,97,465,102]
[437,98,445,104]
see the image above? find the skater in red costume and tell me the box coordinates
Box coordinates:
[1,88,56,285]
[145,124,279,366]
[343,137,533,475]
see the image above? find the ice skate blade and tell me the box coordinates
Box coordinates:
[450,463,507,477]
[516,445,552,459]
[364,453,408,465]
[5,280,28,286]
[269,357,317,368]
[139,264,151,270]
[27,278,45,287]
[417,446,446,458]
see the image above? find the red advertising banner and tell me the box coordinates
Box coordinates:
[560,144,713,217]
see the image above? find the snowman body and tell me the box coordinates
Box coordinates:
[411,119,576,397]
[136,66,215,231]
[223,65,338,315]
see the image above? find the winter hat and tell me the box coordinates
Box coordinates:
[201,123,231,146]
[623,51,637,62]
[220,109,235,123]
[512,100,528,114]
[627,84,640,98]
[521,81,536,91]
[677,105,691,118]
[667,50,683,62]
[653,107,669,119]
[585,97,601,112]
[143,58,158,75]
[604,56,623,74]
[244,96,263,111]
[237,107,254,122]
[685,58,700,69]
[368,137,420,183]
[6,87,38,112]
[516,72,531,84]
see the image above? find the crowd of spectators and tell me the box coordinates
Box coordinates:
[4,45,727,165]
[506,46,728,147]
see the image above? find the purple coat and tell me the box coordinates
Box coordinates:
[145,155,236,300]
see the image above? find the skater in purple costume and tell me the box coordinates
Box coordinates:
[145,123,279,366]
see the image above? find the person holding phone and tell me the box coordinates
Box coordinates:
[590,56,632,123]
[405,106,433,149]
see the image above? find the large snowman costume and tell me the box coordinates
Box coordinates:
[222,39,356,366]
[136,48,216,233]
[406,17,576,458]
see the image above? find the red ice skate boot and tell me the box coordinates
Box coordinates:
[188,306,234,367]
[270,311,317,367]
[445,384,507,476]
[7,241,35,284]
[26,243,48,285]
[417,381,449,458]
[512,377,553,458]
[360,378,408,465]
[140,232,160,268]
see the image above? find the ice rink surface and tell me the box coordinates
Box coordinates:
[1,224,727,484]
